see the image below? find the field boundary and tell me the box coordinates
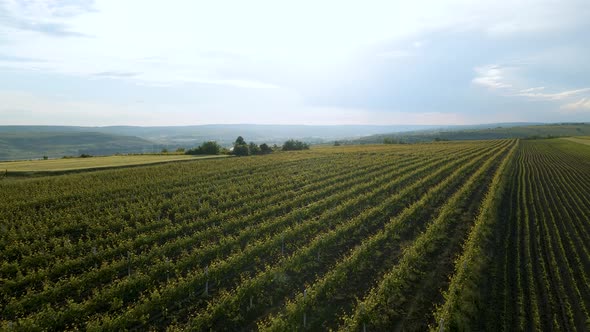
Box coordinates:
[1,155,231,177]
[561,137,590,147]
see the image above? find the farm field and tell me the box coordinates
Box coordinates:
[1,139,588,331]
[0,154,228,173]
[438,139,590,331]
[563,136,590,146]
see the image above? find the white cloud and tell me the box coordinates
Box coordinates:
[2,0,95,18]
[178,79,280,89]
[0,0,95,36]
[472,65,512,89]
[519,87,545,93]
[560,97,590,112]
[516,87,590,100]
[1,0,590,124]
[472,64,590,115]
[3,0,586,85]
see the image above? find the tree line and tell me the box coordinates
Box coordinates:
[185,137,309,156]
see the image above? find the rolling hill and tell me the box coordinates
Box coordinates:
[0,131,155,161]
[355,123,590,144]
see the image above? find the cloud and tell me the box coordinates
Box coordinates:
[560,98,590,112]
[195,79,281,89]
[1,0,590,125]
[519,87,545,93]
[0,0,95,37]
[0,54,45,62]
[472,65,513,89]
[516,87,590,100]
[10,20,89,37]
[93,71,141,78]
[137,75,281,89]
[472,62,590,114]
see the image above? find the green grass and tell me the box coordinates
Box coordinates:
[562,136,590,146]
[0,154,229,172]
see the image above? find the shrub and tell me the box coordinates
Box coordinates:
[186,141,221,155]
[233,144,249,156]
[282,139,309,151]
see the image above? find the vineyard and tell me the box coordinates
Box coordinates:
[435,139,590,331]
[1,139,588,331]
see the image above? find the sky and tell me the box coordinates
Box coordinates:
[0,0,589,126]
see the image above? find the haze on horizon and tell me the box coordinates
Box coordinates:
[0,0,589,127]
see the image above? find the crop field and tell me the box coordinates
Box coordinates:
[444,139,590,331]
[563,136,590,146]
[1,139,588,331]
[0,154,228,173]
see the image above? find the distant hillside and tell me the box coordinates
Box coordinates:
[356,123,590,144]
[0,131,155,161]
[0,123,570,160]
[0,123,541,147]
[0,125,441,146]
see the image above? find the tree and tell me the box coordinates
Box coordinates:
[235,136,246,145]
[200,141,221,155]
[232,136,250,156]
[186,141,221,155]
[260,143,272,154]
[282,139,310,151]
[233,144,249,156]
[249,142,261,155]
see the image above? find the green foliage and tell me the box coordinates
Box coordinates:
[200,141,221,155]
[231,136,250,156]
[342,140,515,331]
[235,136,246,145]
[2,140,588,331]
[432,141,517,331]
[230,136,272,156]
[232,144,249,156]
[186,141,221,155]
[259,143,272,154]
[259,141,514,331]
[282,139,309,151]
[249,142,261,155]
